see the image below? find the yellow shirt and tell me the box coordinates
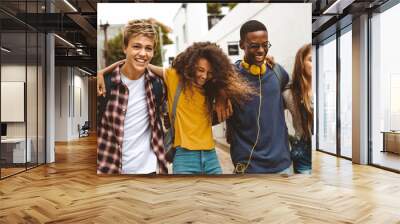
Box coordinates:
[164,68,215,150]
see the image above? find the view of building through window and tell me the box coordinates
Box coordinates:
[340,28,352,158]
[371,2,400,170]
[318,36,337,155]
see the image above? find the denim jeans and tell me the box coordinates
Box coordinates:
[172,147,222,174]
[277,164,294,175]
[290,138,311,174]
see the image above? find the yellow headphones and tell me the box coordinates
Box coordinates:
[241,59,266,76]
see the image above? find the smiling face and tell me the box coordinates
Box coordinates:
[194,58,213,87]
[240,30,269,66]
[123,34,154,74]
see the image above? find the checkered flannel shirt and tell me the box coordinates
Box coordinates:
[97,66,168,174]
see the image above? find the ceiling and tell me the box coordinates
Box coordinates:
[0,0,97,74]
[311,0,390,43]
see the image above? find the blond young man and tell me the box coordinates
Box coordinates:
[97,20,168,174]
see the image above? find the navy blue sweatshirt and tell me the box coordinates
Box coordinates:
[227,61,291,173]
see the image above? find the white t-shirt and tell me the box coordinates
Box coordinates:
[120,73,157,174]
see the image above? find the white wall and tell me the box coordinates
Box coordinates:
[72,72,89,138]
[1,65,38,137]
[55,66,68,141]
[1,63,46,164]
[173,3,208,53]
[186,4,208,45]
[173,7,185,55]
[54,67,89,141]
[1,65,26,140]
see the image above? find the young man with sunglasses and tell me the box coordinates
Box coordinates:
[220,20,292,174]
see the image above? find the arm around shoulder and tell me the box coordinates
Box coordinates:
[97,60,125,96]
[148,64,166,81]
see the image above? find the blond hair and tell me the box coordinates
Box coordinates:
[123,19,158,48]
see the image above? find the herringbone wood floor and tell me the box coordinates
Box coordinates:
[1,135,400,223]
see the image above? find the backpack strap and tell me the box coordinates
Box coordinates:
[104,74,115,98]
[150,77,164,107]
[170,83,182,140]
[97,74,116,128]
[272,63,289,92]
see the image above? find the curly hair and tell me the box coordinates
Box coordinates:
[172,42,256,115]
